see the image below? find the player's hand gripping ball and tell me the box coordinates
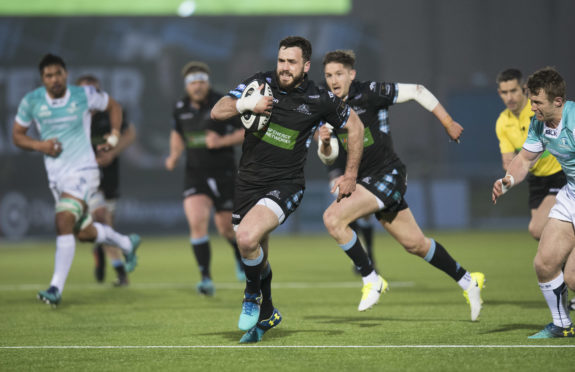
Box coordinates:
[240,80,273,131]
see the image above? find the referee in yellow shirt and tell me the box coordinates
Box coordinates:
[495,68,566,240]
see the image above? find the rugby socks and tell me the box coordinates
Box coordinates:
[355,218,375,266]
[191,236,211,280]
[423,239,468,286]
[539,272,572,328]
[112,259,128,283]
[228,238,244,266]
[49,234,76,293]
[93,222,132,254]
[242,246,264,294]
[259,263,274,320]
[339,231,374,277]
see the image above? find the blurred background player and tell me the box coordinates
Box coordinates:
[492,67,575,338]
[211,36,364,343]
[319,50,485,320]
[165,61,245,296]
[76,75,137,286]
[12,54,140,306]
[495,68,566,240]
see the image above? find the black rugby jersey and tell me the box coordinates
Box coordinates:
[327,80,403,177]
[228,71,351,187]
[173,90,242,173]
[91,110,129,199]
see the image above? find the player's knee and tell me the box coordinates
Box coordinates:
[528,222,542,241]
[564,273,575,291]
[322,208,343,237]
[402,236,427,256]
[76,227,95,242]
[235,228,259,255]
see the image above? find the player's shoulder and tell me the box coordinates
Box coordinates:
[495,109,510,126]
[22,86,46,102]
[174,95,190,110]
[563,101,575,127]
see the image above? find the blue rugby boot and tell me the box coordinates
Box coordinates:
[528,323,575,339]
[238,292,261,331]
[240,308,282,343]
[37,286,61,307]
[196,278,215,296]
[124,234,141,273]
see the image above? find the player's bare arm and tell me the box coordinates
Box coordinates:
[12,121,62,157]
[211,89,273,121]
[332,110,363,202]
[501,152,515,172]
[396,83,463,142]
[165,129,185,171]
[97,97,123,152]
[492,149,539,204]
[97,123,136,167]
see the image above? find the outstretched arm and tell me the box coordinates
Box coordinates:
[396,83,463,141]
[492,149,540,204]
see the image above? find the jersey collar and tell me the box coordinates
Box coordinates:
[45,87,71,108]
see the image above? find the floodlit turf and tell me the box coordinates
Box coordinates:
[1,231,573,371]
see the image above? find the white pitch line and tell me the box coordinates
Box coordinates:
[0,281,415,291]
[1,345,574,350]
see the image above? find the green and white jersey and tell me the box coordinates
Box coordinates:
[524,101,575,197]
[15,85,109,182]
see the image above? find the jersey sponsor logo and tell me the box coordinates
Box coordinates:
[295,103,311,116]
[254,122,299,150]
[337,127,375,150]
[544,128,560,138]
[273,97,279,104]
[185,131,207,148]
[328,91,334,98]
[42,115,78,124]
[179,112,194,120]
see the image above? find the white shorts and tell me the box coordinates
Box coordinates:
[548,186,575,225]
[49,168,100,204]
[88,190,117,214]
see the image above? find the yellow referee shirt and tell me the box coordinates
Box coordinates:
[495,99,562,177]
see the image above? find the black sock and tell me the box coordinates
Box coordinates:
[361,225,374,265]
[228,239,243,267]
[192,239,211,279]
[259,263,274,319]
[114,264,127,281]
[425,239,466,281]
[243,248,263,294]
[340,232,373,277]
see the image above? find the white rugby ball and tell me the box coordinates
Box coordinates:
[240,80,273,131]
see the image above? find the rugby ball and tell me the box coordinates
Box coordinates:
[240,80,273,131]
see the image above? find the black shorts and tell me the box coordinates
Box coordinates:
[527,170,567,209]
[232,182,304,226]
[183,171,235,211]
[100,159,120,200]
[359,165,409,220]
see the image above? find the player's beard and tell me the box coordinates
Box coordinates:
[276,68,305,92]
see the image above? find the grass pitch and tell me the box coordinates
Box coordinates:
[0,231,573,371]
